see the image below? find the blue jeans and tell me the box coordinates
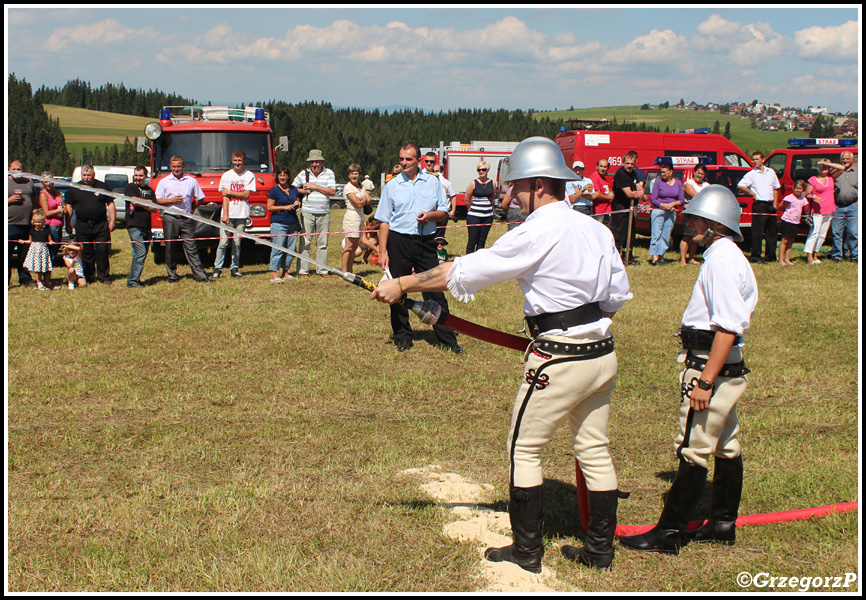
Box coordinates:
[829,203,858,260]
[649,209,675,256]
[48,224,63,266]
[269,222,299,273]
[127,226,151,285]
[214,218,246,272]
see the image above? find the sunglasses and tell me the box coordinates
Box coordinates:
[477,168,489,172]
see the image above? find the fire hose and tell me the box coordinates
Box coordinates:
[16,173,856,533]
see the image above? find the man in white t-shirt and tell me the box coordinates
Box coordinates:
[214,149,256,278]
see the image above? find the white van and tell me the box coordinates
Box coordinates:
[71,166,150,223]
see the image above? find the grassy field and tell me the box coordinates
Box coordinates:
[6,216,860,592]
[537,105,807,156]
[43,104,152,160]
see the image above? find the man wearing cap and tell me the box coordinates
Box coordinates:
[620,185,757,556]
[371,136,632,572]
[374,143,462,354]
[294,149,336,278]
[566,160,594,216]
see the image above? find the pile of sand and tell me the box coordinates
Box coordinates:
[400,465,569,593]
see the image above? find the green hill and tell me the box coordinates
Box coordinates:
[43,104,152,160]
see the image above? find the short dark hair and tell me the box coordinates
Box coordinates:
[275,166,293,181]
[134,166,148,175]
[751,151,764,159]
[624,151,638,161]
[401,143,421,159]
[693,164,708,175]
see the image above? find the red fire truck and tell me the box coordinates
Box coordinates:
[765,137,858,198]
[555,129,753,173]
[422,141,519,215]
[137,105,288,264]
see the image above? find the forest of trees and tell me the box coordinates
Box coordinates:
[8,74,73,175]
[33,79,198,118]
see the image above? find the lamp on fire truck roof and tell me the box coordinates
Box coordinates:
[254,108,267,128]
[788,138,857,147]
[653,156,715,166]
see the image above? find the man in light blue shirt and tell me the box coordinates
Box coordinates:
[565,160,594,215]
[374,143,462,353]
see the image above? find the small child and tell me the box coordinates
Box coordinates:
[778,180,808,266]
[61,243,87,289]
[23,210,58,290]
[435,236,450,264]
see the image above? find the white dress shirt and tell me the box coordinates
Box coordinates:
[681,236,758,338]
[447,200,632,338]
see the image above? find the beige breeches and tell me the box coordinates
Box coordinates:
[674,348,748,469]
[508,335,619,491]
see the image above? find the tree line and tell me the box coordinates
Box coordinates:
[33,78,198,119]
[8,74,73,175]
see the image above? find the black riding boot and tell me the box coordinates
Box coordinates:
[687,455,742,545]
[484,485,544,574]
[561,489,624,569]
[619,459,708,555]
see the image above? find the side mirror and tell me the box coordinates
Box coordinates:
[136,137,149,153]
[277,136,289,152]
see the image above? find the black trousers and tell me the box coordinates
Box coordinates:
[387,231,458,347]
[750,201,778,260]
[610,202,636,254]
[163,214,208,281]
[76,219,111,282]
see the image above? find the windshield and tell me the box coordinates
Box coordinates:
[706,169,747,195]
[154,131,273,174]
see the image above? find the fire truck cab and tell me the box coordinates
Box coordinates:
[632,156,753,243]
[765,137,858,198]
[138,105,288,264]
[422,141,519,216]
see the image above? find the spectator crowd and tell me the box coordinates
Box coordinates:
[7,146,858,291]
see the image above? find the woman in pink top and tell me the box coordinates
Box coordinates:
[38,171,65,265]
[803,163,837,264]
[778,180,808,266]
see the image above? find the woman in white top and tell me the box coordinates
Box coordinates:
[681,164,709,265]
[341,163,370,273]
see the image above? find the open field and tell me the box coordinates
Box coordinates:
[537,105,810,156]
[7,216,860,592]
[43,104,152,159]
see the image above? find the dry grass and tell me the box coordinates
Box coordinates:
[7,215,859,592]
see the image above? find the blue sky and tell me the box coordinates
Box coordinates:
[6,6,861,113]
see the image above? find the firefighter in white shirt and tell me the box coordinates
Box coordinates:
[371,137,632,572]
[620,185,758,555]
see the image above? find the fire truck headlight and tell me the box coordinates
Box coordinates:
[144,122,163,141]
[249,205,266,218]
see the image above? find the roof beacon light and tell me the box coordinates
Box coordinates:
[254,108,268,128]
[788,138,858,147]
[653,156,714,166]
[680,128,712,135]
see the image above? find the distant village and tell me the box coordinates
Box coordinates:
[663,99,858,136]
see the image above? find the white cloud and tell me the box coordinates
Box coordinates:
[615,29,689,64]
[692,14,789,65]
[43,18,158,52]
[794,20,858,60]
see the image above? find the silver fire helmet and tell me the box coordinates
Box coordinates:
[504,137,578,183]
[681,184,744,242]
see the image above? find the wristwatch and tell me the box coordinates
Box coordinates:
[697,378,714,391]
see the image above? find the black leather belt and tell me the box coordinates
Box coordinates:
[531,336,614,358]
[677,327,744,350]
[678,327,716,350]
[685,351,751,377]
[525,302,603,337]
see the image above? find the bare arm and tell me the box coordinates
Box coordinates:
[371,261,452,305]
